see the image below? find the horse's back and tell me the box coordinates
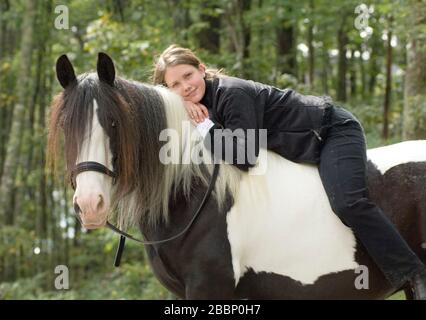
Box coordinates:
[367,140,426,175]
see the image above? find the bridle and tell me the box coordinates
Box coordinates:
[70,161,220,267]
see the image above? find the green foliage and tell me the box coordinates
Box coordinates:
[0,226,173,299]
[0,261,172,299]
[387,291,406,300]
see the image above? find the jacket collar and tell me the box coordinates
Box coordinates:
[200,78,214,108]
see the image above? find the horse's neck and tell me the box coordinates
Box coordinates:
[139,175,206,235]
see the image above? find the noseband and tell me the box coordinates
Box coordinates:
[71,161,219,267]
[70,161,116,190]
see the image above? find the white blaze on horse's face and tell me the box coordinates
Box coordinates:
[73,100,114,229]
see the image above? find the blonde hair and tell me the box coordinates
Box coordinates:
[152,44,223,86]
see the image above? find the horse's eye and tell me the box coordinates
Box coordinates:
[111,121,116,128]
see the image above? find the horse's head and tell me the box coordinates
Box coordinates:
[48,53,137,229]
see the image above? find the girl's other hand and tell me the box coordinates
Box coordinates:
[183,100,209,124]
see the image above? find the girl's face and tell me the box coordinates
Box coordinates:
[164,64,206,103]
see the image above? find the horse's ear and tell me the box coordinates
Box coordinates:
[56,54,77,89]
[97,52,115,86]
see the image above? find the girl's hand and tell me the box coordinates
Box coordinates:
[183,101,209,124]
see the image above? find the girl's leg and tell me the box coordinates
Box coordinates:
[319,118,425,289]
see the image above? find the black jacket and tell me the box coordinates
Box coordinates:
[200,76,336,171]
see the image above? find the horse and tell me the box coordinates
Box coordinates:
[47,52,426,299]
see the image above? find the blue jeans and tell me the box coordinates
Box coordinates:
[318,106,425,288]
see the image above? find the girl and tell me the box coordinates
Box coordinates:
[153,45,426,299]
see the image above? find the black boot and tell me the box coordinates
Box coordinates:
[410,269,426,300]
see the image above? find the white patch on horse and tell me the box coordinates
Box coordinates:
[226,150,359,286]
[367,140,426,175]
[73,100,113,206]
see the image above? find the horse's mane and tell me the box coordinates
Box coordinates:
[47,73,241,229]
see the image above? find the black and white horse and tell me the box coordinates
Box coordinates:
[47,53,426,299]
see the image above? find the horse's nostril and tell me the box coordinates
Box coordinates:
[74,202,81,215]
[97,195,104,212]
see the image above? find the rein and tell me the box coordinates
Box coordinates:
[71,161,220,267]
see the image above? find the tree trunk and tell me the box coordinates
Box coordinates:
[242,1,251,63]
[276,18,296,77]
[255,0,264,59]
[359,44,367,99]
[223,0,251,77]
[168,0,192,42]
[0,0,36,281]
[322,47,329,94]
[0,0,11,178]
[403,1,426,139]
[307,0,315,89]
[383,24,393,141]
[197,3,221,54]
[368,33,381,97]
[0,0,6,60]
[349,51,357,99]
[0,0,36,223]
[0,0,11,59]
[37,0,54,281]
[336,15,348,102]
[111,0,126,22]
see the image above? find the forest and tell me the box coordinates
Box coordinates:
[0,0,425,299]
